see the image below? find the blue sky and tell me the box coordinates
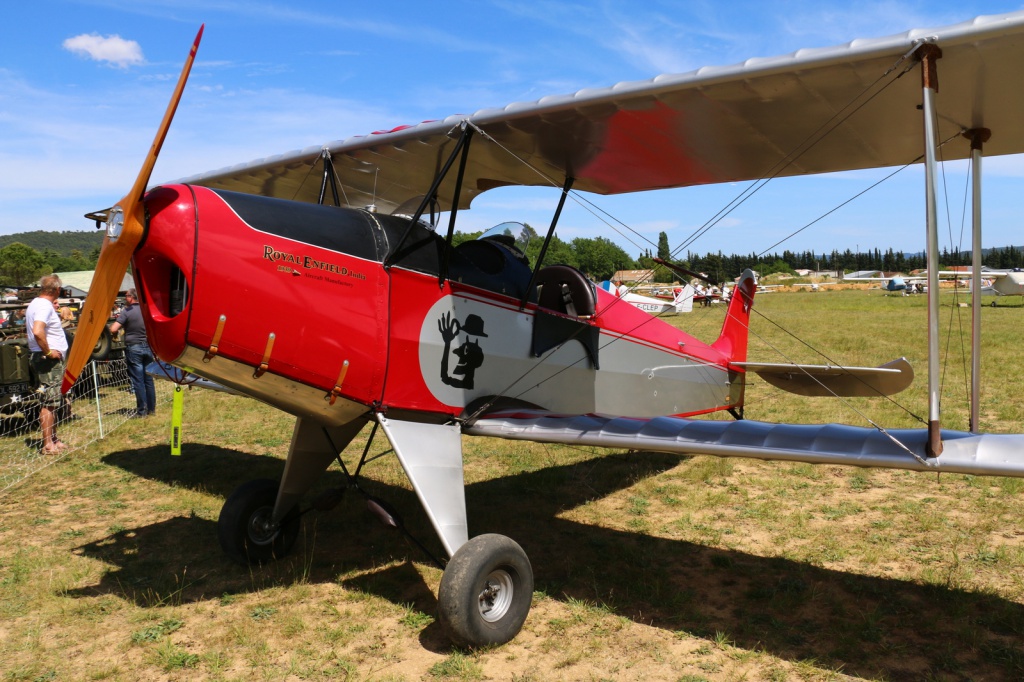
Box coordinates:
[4,0,1023,259]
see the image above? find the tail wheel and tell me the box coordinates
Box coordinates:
[438,534,533,648]
[217,478,300,565]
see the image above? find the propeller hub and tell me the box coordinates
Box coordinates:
[106,206,125,241]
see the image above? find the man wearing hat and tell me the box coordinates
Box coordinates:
[109,289,156,418]
[438,312,488,390]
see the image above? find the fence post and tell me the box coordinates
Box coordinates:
[91,360,104,439]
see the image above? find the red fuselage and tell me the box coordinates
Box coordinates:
[133,185,747,425]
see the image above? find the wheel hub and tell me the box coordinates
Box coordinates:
[478,569,514,622]
[247,507,279,546]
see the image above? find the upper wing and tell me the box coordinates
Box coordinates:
[172,12,1024,214]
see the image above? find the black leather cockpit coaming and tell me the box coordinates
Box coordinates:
[206,188,443,275]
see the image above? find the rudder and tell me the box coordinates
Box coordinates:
[711,269,756,363]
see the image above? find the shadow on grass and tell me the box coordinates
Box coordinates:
[69,443,1024,678]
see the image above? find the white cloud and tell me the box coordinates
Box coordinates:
[62,33,144,68]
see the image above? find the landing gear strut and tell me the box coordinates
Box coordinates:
[438,534,533,648]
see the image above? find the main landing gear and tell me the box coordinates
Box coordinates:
[217,478,300,565]
[215,416,536,648]
[216,479,534,647]
[438,534,533,648]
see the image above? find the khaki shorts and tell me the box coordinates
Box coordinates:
[30,353,66,408]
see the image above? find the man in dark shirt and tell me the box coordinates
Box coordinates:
[109,289,156,418]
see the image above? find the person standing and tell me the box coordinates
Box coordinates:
[109,288,156,418]
[26,274,69,454]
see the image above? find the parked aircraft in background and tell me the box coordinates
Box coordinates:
[969,268,1024,304]
[598,280,696,314]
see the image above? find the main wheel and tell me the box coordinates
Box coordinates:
[437,534,533,648]
[217,478,300,565]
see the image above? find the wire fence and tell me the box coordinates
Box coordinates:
[0,356,171,494]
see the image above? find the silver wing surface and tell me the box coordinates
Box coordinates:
[172,12,1024,212]
[465,411,1024,478]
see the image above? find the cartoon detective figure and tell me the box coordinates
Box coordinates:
[438,312,488,389]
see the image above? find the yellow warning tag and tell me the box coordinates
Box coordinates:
[171,385,184,456]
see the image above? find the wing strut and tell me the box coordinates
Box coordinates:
[439,124,474,286]
[965,128,991,433]
[384,122,473,271]
[919,43,944,457]
[317,148,344,207]
[520,175,575,310]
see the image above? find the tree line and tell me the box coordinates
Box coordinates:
[0,230,104,256]
[470,225,1024,283]
[684,244,1024,283]
[2,226,1019,288]
[0,243,100,287]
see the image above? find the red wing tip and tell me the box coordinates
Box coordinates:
[61,373,78,395]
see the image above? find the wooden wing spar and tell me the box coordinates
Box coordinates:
[172,12,1024,214]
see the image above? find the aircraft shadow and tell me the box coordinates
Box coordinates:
[71,444,1024,677]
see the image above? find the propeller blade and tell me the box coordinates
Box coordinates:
[62,25,204,394]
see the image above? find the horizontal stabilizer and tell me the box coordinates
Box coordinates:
[731,357,913,397]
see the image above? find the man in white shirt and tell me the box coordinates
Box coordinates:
[26,274,69,454]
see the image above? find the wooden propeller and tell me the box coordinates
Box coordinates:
[62,25,204,394]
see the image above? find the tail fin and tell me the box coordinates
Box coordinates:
[712,269,756,363]
[673,284,695,313]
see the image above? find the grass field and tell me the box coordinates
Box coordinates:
[2,288,1023,681]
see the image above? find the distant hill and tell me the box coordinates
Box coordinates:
[0,230,103,256]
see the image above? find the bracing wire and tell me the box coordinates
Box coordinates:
[937,145,974,417]
[669,44,923,261]
[462,48,947,431]
[740,307,930,465]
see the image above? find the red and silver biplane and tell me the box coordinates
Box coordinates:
[64,12,1024,647]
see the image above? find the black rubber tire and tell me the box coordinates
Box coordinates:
[63,328,112,362]
[437,534,533,648]
[217,479,300,565]
[90,328,112,361]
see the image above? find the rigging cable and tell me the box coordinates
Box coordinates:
[937,147,973,418]
[740,307,930,465]
[451,46,949,436]
[669,44,924,261]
